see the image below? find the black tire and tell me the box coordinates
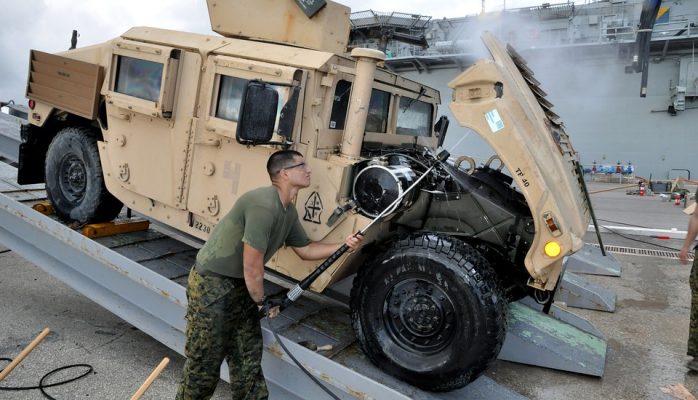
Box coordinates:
[350,233,507,392]
[45,126,123,224]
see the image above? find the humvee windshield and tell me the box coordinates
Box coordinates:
[397,97,432,137]
[328,79,432,137]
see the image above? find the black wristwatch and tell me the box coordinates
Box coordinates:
[255,296,266,306]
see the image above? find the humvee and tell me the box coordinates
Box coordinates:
[19,0,589,391]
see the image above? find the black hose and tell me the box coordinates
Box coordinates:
[266,317,340,400]
[596,217,654,229]
[0,358,93,400]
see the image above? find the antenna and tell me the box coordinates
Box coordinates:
[69,30,78,50]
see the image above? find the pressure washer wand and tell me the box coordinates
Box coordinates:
[279,150,450,311]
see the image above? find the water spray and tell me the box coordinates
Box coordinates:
[278,149,451,310]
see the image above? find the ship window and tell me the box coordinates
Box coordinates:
[396,97,433,137]
[114,56,163,102]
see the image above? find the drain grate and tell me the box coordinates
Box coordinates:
[586,243,695,261]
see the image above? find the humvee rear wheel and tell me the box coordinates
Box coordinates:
[45,127,123,224]
[350,233,507,392]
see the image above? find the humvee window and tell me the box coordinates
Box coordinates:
[329,80,390,133]
[329,80,351,130]
[396,97,433,137]
[215,75,247,122]
[214,75,289,135]
[366,89,390,133]
[114,56,163,102]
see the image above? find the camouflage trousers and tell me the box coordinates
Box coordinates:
[176,267,267,400]
[689,255,698,357]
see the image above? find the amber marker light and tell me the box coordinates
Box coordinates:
[544,241,561,257]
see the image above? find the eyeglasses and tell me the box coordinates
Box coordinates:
[282,162,307,171]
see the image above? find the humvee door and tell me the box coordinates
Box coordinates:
[186,54,304,230]
[102,39,199,210]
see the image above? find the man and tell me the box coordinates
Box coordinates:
[680,194,698,372]
[176,150,363,399]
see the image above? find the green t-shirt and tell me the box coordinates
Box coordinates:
[196,186,311,278]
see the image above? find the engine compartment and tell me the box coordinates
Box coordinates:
[352,147,534,278]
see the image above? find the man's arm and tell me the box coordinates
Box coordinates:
[292,234,363,261]
[243,243,266,303]
[680,210,698,265]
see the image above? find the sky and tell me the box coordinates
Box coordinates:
[0,0,545,104]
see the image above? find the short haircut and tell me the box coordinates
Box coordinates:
[267,150,304,179]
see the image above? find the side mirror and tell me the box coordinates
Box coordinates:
[236,81,279,145]
[435,115,450,148]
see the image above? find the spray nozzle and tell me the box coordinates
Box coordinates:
[436,150,450,162]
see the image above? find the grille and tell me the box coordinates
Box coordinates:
[587,243,695,261]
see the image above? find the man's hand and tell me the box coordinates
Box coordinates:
[267,306,280,318]
[258,299,282,319]
[680,247,692,265]
[345,233,364,253]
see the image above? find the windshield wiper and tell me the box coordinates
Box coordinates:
[403,86,426,113]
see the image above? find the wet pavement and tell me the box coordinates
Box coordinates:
[487,181,698,399]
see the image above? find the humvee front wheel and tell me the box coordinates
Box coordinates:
[45,127,123,224]
[350,233,507,392]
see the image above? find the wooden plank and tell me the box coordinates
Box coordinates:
[660,383,696,400]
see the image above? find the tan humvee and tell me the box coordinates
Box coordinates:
[20,0,588,392]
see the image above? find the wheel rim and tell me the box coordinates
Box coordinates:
[58,154,87,203]
[383,278,457,354]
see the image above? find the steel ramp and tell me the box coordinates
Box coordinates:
[566,243,622,276]
[519,296,604,338]
[556,271,617,312]
[498,301,607,377]
[0,163,527,399]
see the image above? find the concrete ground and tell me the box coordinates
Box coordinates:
[490,182,698,399]
[0,249,232,399]
[0,181,696,399]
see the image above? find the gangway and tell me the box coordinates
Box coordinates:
[0,112,607,399]
[0,163,528,399]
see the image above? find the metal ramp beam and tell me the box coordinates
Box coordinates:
[498,301,607,377]
[0,190,527,399]
[0,192,190,353]
[566,243,622,276]
[0,113,20,163]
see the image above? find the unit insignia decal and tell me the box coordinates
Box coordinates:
[304,191,323,224]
